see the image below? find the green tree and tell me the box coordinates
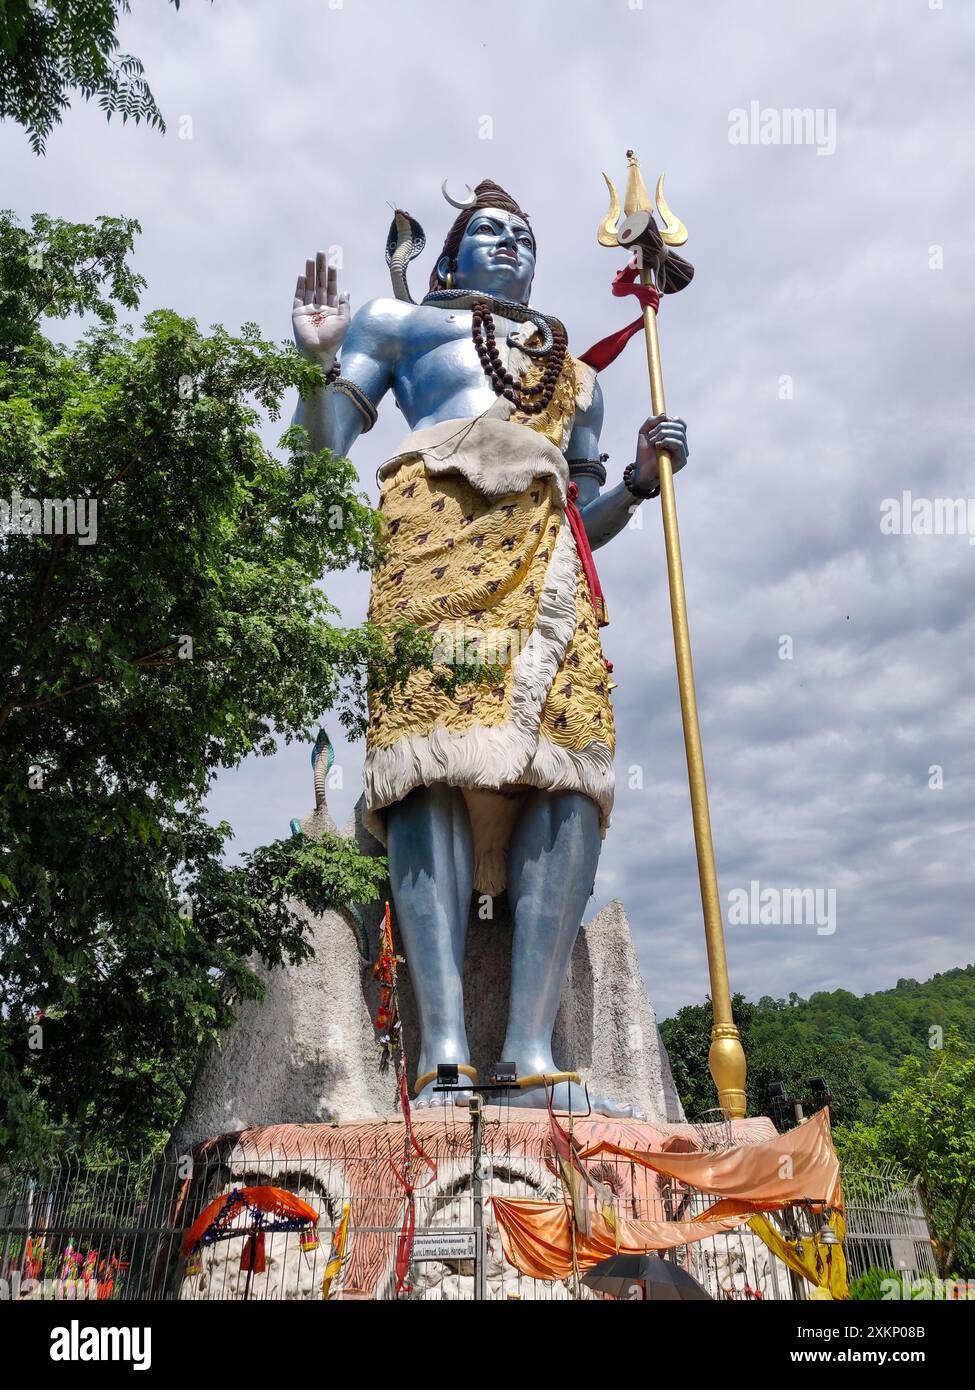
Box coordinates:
[659,992,866,1126]
[0,0,188,153]
[662,966,975,1127]
[659,993,756,1120]
[746,1030,866,1129]
[835,1032,975,1278]
[0,211,436,1159]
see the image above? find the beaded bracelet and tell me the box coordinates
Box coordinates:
[623,461,660,501]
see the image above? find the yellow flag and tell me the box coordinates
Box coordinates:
[322,1201,351,1300]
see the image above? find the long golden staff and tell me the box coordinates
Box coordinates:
[597,150,747,1117]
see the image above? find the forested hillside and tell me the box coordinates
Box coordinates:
[660,964,975,1125]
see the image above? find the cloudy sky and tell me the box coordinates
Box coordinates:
[4,0,973,1020]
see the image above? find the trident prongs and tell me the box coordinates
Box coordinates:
[597,172,621,247]
[655,174,688,246]
[595,151,689,250]
[623,147,655,217]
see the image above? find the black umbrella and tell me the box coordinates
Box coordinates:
[582,1253,713,1300]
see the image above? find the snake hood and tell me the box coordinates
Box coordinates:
[385,209,426,303]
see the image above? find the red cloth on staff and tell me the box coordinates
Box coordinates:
[580,267,661,372]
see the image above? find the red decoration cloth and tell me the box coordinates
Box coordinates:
[373,900,398,1032]
[391,1059,438,1293]
[240,1232,266,1274]
[579,267,661,373]
[566,482,608,626]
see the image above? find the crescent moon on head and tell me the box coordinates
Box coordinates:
[442,179,477,210]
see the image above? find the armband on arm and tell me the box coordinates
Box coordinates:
[328,376,379,433]
[566,456,608,487]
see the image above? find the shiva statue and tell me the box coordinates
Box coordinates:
[291,180,689,1116]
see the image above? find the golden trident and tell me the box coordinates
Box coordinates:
[598,150,747,1118]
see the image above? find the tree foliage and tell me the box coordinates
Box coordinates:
[846,1268,928,1301]
[660,965,975,1127]
[660,991,867,1128]
[0,211,441,1159]
[835,1032,975,1278]
[0,0,186,153]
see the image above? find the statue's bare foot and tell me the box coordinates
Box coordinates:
[497,1077,645,1120]
[412,1087,468,1111]
[409,1052,476,1110]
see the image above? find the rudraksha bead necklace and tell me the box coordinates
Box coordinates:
[470,299,568,416]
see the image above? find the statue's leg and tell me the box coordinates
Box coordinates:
[386,783,474,1108]
[501,788,641,1118]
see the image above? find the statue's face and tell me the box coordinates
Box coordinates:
[452,207,535,302]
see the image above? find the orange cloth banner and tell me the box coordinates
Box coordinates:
[578,1107,843,1210]
[690,1197,783,1222]
[490,1197,749,1281]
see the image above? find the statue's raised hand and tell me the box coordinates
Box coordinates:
[292,252,350,364]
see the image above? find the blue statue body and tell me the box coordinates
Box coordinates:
[292,185,688,1115]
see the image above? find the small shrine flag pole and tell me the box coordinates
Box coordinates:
[597,149,747,1118]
